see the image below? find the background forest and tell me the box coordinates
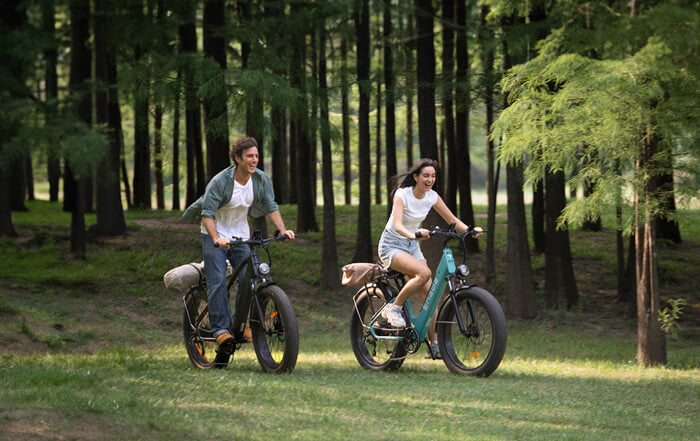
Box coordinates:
[1,0,698,373]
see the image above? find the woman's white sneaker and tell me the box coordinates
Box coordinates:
[381,303,406,328]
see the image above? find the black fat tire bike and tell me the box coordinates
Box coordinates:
[183,231,298,373]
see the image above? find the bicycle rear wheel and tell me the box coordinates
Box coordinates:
[349,285,407,371]
[437,286,506,377]
[250,285,298,373]
[183,288,230,369]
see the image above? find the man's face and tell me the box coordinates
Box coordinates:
[235,146,259,175]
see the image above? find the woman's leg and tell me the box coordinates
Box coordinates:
[389,252,432,306]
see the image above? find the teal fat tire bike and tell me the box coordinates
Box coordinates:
[349,225,507,376]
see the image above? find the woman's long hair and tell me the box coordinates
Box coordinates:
[388,158,439,199]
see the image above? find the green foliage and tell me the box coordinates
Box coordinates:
[493,3,699,229]
[659,298,688,337]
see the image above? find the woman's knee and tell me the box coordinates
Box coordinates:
[415,267,432,285]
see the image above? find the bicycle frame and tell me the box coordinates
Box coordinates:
[367,247,457,342]
[183,234,277,342]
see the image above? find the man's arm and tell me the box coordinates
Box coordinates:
[202,217,232,249]
[267,210,295,240]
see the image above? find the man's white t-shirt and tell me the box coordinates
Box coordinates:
[383,186,438,239]
[201,177,254,239]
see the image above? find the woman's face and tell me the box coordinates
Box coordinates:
[414,165,436,192]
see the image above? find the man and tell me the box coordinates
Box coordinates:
[183,137,295,353]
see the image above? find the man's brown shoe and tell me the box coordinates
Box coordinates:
[216,332,234,352]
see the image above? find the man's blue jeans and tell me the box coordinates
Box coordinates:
[202,234,250,337]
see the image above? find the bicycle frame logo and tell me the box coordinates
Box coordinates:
[368,247,456,342]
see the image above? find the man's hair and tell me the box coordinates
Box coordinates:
[231,137,258,163]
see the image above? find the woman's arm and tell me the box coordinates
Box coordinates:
[433,196,482,237]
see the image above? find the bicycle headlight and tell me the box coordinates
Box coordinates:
[457,264,470,277]
[258,262,271,275]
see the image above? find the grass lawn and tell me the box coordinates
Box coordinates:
[0,201,698,440]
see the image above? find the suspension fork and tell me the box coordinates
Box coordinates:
[447,280,478,336]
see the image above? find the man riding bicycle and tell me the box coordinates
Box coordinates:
[183,137,295,354]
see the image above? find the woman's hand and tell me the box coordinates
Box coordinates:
[471,226,484,238]
[414,228,431,241]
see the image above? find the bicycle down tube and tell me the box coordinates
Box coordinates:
[367,247,456,342]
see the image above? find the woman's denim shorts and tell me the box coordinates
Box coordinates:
[377,231,425,268]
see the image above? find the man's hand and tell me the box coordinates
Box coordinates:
[472,226,484,239]
[214,236,231,249]
[281,230,295,241]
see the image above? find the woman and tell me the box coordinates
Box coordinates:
[378,158,482,356]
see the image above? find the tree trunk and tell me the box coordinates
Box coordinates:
[95,2,126,235]
[442,0,457,212]
[65,0,90,213]
[353,0,373,262]
[415,0,438,160]
[455,0,476,253]
[532,179,546,254]
[203,0,230,181]
[271,107,288,204]
[404,11,415,170]
[42,0,60,202]
[375,76,382,205]
[483,6,499,280]
[383,0,397,216]
[94,0,126,235]
[655,144,681,243]
[506,162,537,318]
[154,105,165,209]
[132,46,151,209]
[319,24,341,290]
[291,4,317,233]
[544,169,578,309]
[9,154,27,211]
[341,37,352,205]
[635,130,666,366]
[171,75,181,210]
[178,6,205,206]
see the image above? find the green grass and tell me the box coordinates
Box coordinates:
[1,200,698,440]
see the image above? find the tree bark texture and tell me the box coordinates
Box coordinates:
[544,169,578,309]
[341,37,352,205]
[42,0,60,202]
[506,163,537,318]
[353,0,374,262]
[635,131,666,366]
[94,0,126,235]
[532,180,546,254]
[203,0,230,181]
[383,0,397,216]
[132,45,151,209]
[375,78,382,205]
[178,8,204,206]
[319,24,341,290]
[415,0,438,160]
[154,105,165,209]
[455,0,476,254]
[442,0,457,212]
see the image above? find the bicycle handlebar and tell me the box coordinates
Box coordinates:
[214,233,290,247]
[427,226,486,240]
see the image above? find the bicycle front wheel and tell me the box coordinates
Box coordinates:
[437,286,506,377]
[349,285,407,372]
[250,285,298,373]
[183,287,230,369]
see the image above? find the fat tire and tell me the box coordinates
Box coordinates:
[350,285,407,372]
[183,288,230,369]
[250,285,298,373]
[437,286,506,377]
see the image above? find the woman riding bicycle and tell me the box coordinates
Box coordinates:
[378,159,482,354]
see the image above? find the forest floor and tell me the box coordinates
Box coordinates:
[0,201,698,440]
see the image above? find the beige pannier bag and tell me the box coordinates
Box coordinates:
[341,263,384,286]
[163,262,205,293]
